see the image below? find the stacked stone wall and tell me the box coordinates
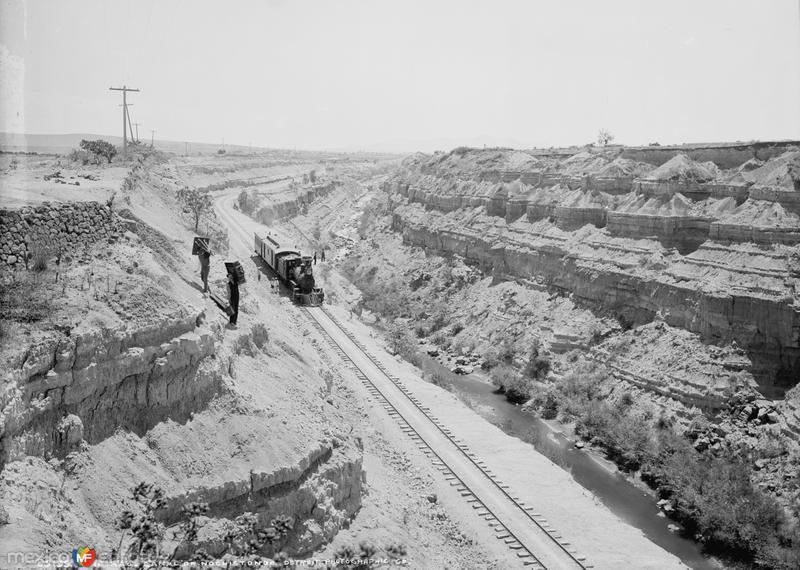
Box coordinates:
[0,201,123,269]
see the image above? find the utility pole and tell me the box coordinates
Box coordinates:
[118,103,135,145]
[150,130,156,148]
[133,123,141,143]
[109,85,140,154]
[125,105,135,143]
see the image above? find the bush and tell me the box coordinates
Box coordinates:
[483,335,515,370]
[642,432,800,568]
[28,242,50,272]
[522,340,550,380]
[388,322,414,357]
[532,390,559,419]
[554,359,800,566]
[497,336,515,365]
[426,369,450,389]
[237,189,259,215]
[79,139,116,163]
[618,391,634,408]
[574,400,614,442]
[251,323,269,349]
[560,360,606,398]
[490,365,531,404]
[68,148,93,165]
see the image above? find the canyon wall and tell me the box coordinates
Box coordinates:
[385,145,800,391]
[254,182,339,225]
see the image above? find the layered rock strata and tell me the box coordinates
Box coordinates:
[386,146,800,390]
[254,181,338,225]
[0,307,217,467]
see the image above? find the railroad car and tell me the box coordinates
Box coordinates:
[254,231,324,306]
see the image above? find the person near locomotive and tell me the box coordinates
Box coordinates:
[199,249,211,292]
[228,273,240,326]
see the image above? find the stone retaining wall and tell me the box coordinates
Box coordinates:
[0,201,123,269]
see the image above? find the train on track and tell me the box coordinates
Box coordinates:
[254,231,324,306]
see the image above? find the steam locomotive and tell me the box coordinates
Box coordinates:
[254,232,324,306]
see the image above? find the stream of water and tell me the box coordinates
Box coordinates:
[415,354,722,570]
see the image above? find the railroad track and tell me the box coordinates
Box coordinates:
[303,305,592,570]
[215,191,591,569]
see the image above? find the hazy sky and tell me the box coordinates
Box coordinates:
[1,0,799,151]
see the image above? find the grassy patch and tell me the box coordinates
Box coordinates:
[0,274,54,324]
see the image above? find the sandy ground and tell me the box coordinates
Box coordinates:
[0,154,127,208]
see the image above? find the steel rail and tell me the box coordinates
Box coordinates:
[304,306,592,570]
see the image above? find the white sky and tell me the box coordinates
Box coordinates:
[1,0,799,151]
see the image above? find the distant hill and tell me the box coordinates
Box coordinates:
[0,132,267,156]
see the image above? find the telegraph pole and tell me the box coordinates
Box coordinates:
[133,123,141,143]
[118,103,135,145]
[125,105,135,143]
[109,85,140,154]
[151,130,156,148]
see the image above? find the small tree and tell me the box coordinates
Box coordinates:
[116,482,167,560]
[178,187,213,231]
[597,129,615,147]
[522,340,551,380]
[237,189,258,214]
[388,322,414,357]
[79,139,117,163]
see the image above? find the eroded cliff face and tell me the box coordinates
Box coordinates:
[0,270,365,562]
[253,182,339,226]
[168,439,363,557]
[0,306,217,467]
[385,146,800,392]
